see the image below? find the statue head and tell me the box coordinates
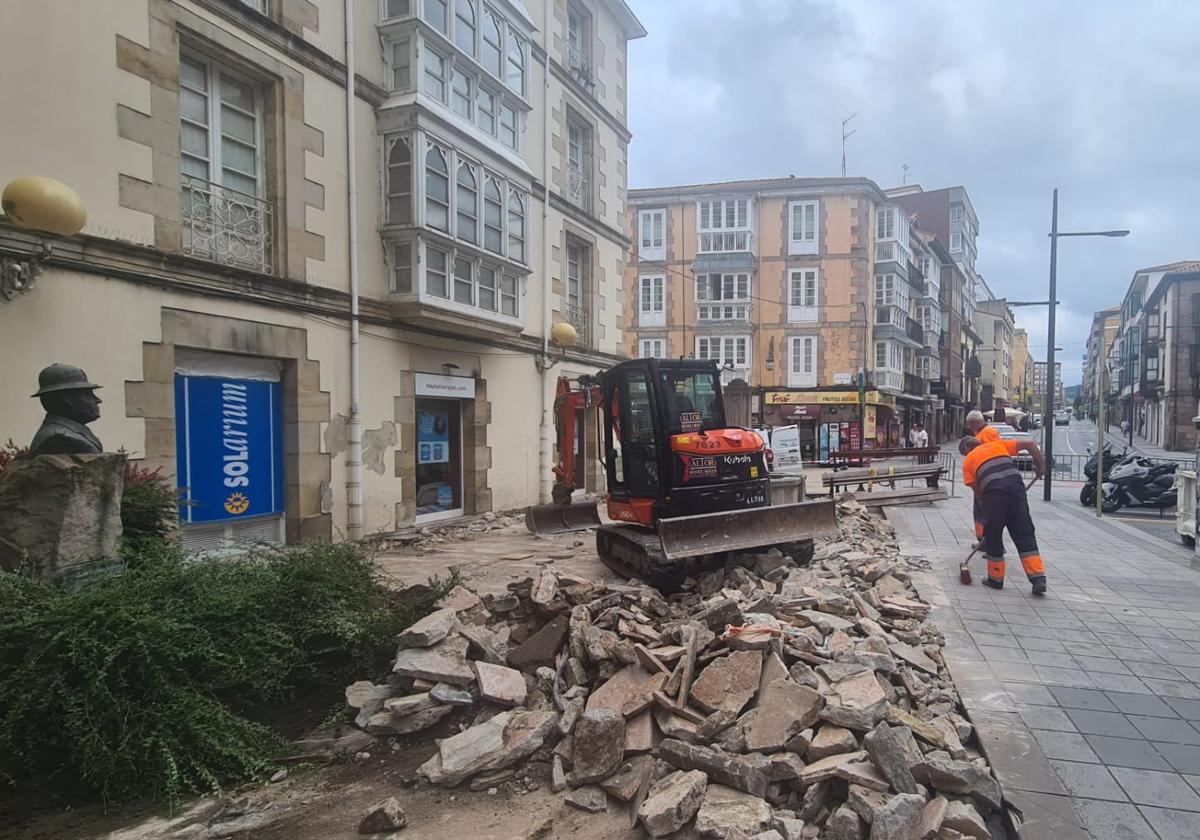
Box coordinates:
[32,363,102,424]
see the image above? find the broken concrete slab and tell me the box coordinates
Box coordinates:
[570,709,625,784]
[472,661,527,708]
[393,635,475,686]
[870,793,925,840]
[418,710,557,785]
[365,704,452,736]
[395,608,459,649]
[924,755,1001,812]
[660,738,769,798]
[809,725,858,760]
[745,677,824,752]
[690,649,764,714]
[820,670,889,731]
[693,784,773,839]
[599,755,654,801]
[564,785,607,813]
[506,614,569,674]
[638,769,707,838]
[864,722,919,795]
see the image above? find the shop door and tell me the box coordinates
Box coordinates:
[175,374,285,552]
[415,398,463,521]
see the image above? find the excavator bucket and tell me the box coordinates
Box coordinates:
[524,500,603,535]
[655,498,839,561]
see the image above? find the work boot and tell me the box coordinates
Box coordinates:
[983,577,1004,590]
[1031,577,1047,597]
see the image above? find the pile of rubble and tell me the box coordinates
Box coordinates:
[370,510,525,552]
[344,499,1002,839]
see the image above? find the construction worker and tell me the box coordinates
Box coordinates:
[960,434,1048,595]
[965,410,999,543]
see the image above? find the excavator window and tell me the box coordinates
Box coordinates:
[660,369,725,434]
[619,368,660,494]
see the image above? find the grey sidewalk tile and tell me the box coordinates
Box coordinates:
[1129,660,1187,680]
[1064,709,1141,738]
[1075,798,1159,840]
[972,632,1021,649]
[1144,678,1200,699]
[972,711,1068,796]
[1034,665,1096,688]
[1006,682,1058,705]
[1140,806,1200,839]
[1166,697,1200,719]
[1108,645,1166,664]
[1177,666,1200,683]
[1154,650,1200,666]
[1089,673,1153,694]
[1027,649,1073,666]
[1020,705,1078,733]
[992,661,1043,683]
[1049,686,1119,711]
[1033,730,1101,763]
[1157,743,1200,774]
[1112,767,1200,810]
[1084,735,1173,770]
[1105,691,1180,718]
[1063,640,1114,657]
[1129,715,1200,745]
[1055,629,1101,642]
[1003,791,1089,840]
[977,644,1030,663]
[1073,655,1133,674]
[1049,760,1128,801]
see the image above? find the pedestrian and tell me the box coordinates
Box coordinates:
[965,410,999,544]
[993,406,1007,427]
[912,422,929,448]
[960,433,1048,595]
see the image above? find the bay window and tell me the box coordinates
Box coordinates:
[696,336,750,369]
[454,0,475,54]
[423,49,447,101]
[500,274,518,316]
[507,190,525,263]
[424,0,447,33]
[697,198,752,253]
[450,68,471,118]
[478,266,497,310]
[506,30,525,95]
[386,138,412,224]
[453,256,473,304]
[483,178,503,253]
[455,162,477,243]
[481,8,503,77]
[425,143,450,232]
[696,272,750,320]
[426,246,449,297]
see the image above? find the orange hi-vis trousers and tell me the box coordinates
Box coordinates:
[981,474,1046,586]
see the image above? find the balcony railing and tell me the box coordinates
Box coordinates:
[567,44,592,85]
[904,372,924,396]
[872,369,904,392]
[565,303,591,348]
[697,302,751,321]
[566,164,590,211]
[182,176,273,272]
[699,230,753,253]
[905,317,923,345]
[875,239,911,264]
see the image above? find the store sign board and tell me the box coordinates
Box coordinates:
[415,372,476,400]
[764,390,895,408]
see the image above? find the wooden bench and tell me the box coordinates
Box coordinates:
[829,447,938,469]
[821,463,947,496]
[853,487,949,507]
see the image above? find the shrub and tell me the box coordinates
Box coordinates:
[119,461,178,541]
[0,541,457,810]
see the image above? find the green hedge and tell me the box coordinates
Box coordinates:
[0,540,445,810]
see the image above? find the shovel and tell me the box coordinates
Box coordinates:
[961,474,1039,585]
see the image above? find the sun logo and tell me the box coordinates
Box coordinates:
[224,492,250,515]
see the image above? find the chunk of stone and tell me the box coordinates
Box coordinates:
[690,650,763,714]
[940,800,990,839]
[396,608,459,649]
[918,796,948,839]
[600,755,654,801]
[459,624,507,666]
[800,751,889,791]
[869,793,925,840]
[890,643,939,675]
[624,709,654,753]
[622,671,668,717]
[531,569,559,606]
[764,752,806,782]
[506,614,569,673]
[846,785,890,826]
[774,817,806,840]
[588,663,651,713]
[347,681,401,728]
[473,661,527,708]
[797,609,855,633]
[745,677,823,752]
[698,707,739,740]
[659,738,769,798]
[565,785,607,813]
[798,779,833,822]
[638,769,708,838]
[469,768,515,790]
[826,804,866,840]
[358,796,407,834]
[571,709,626,784]
[551,755,567,792]
[809,725,858,761]
[788,662,819,689]
[367,704,452,736]
[430,683,474,706]
[864,723,919,794]
[436,584,482,612]
[383,692,439,717]
[693,784,773,838]
[751,832,786,840]
[418,710,557,785]
[925,756,1001,812]
[393,635,475,686]
[886,707,946,749]
[654,706,701,743]
[821,670,889,731]
[694,597,745,631]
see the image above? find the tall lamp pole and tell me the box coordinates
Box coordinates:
[1041,188,1129,501]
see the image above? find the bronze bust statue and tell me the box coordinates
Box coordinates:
[29,363,104,456]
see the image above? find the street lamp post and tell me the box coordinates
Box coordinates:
[1042,188,1129,502]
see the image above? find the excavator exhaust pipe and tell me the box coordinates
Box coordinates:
[525,500,603,535]
[655,498,839,561]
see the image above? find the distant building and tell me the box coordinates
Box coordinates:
[1084,306,1120,420]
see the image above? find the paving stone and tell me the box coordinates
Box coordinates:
[1105,691,1178,717]
[419,710,557,785]
[1004,682,1056,705]
[1048,686,1118,711]
[863,722,918,794]
[1034,666,1095,688]
[393,636,475,686]
[430,683,474,706]
[599,755,654,801]
[939,799,990,840]
[472,661,527,708]
[506,614,569,673]
[395,608,459,648]
[690,650,764,715]
[1032,730,1100,763]
[1128,714,1200,744]
[1018,705,1076,733]
[1048,759,1127,801]
[659,738,769,797]
[1063,709,1140,739]
[1083,735,1172,771]
[1156,742,1200,774]
[1110,766,1200,809]
[1138,806,1200,840]
[1167,697,1200,719]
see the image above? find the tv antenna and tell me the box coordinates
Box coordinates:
[901,163,911,185]
[841,113,857,178]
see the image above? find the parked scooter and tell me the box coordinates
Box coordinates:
[1100,460,1179,513]
[1080,444,1133,506]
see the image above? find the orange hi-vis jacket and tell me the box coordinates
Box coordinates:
[976,425,1000,444]
[962,439,1021,489]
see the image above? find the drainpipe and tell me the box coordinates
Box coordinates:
[345,0,364,540]
[538,0,554,504]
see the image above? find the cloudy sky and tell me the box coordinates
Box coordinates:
[625,0,1200,386]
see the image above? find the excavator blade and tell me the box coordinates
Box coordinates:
[524,500,603,535]
[655,498,839,562]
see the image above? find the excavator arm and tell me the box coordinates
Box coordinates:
[526,375,606,534]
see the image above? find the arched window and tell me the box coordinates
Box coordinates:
[425,144,449,232]
[482,8,502,78]
[507,190,525,263]
[454,0,476,55]
[386,138,412,224]
[483,178,503,254]
[456,161,478,243]
[506,31,525,95]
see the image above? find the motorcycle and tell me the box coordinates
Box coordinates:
[1079,445,1133,506]
[1100,460,1179,513]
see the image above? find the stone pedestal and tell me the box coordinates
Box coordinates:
[0,453,125,584]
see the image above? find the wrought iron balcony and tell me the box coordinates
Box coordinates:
[567,44,592,86]
[566,164,590,211]
[565,303,591,349]
[181,175,273,273]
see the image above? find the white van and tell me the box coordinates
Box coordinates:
[758,424,804,473]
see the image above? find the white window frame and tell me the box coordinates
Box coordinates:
[638,208,665,261]
[695,272,751,321]
[788,200,819,255]
[639,275,665,327]
[876,206,896,241]
[180,51,264,199]
[639,338,664,359]
[696,335,750,369]
[788,268,818,322]
[788,335,818,388]
[697,198,753,253]
[951,204,965,223]
[422,47,448,102]
[951,232,963,252]
[417,241,522,322]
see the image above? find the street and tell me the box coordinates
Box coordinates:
[1034,418,1189,544]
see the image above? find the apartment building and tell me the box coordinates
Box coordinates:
[1083,306,1119,419]
[1111,262,1200,450]
[0,0,645,547]
[1030,361,1063,416]
[1011,327,1030,408]
[974,297,1015,411]
[624,176,953,458]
